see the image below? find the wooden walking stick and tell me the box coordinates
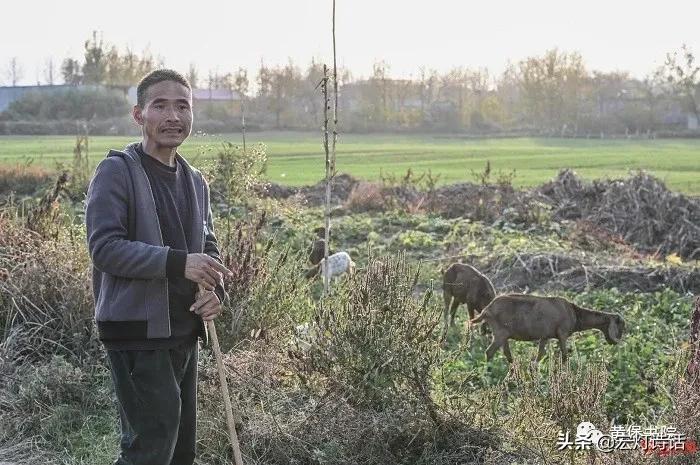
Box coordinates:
[687,296,700,382]
[200,284,244,465]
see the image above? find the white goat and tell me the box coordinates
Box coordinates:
[312,251,355,281]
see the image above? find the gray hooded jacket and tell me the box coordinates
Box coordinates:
[85,142,223,343]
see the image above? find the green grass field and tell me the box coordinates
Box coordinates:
[1,132,698,193]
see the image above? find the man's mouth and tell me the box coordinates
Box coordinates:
[162,127,183,134]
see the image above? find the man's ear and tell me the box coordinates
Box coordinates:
[132,105,144,126]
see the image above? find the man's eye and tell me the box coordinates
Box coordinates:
[179,105,189,111]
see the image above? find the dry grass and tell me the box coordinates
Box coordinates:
[0,217,112,463]
[343,181,387,212]
[0,217,98,367]
[0,164,54,198]
[197,340,511,465]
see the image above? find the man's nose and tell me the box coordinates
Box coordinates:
[165,105,180,121]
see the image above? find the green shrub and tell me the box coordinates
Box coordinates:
[219,246,315,347]
[394,229,436,250]
[203,141,268,209]
[306,252,442,416]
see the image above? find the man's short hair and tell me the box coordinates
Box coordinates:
[136,69,191,107]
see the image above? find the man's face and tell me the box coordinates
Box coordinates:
[133,80,193,149]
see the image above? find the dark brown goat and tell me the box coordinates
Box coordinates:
[309,239,335,266]
[442,263,496,335]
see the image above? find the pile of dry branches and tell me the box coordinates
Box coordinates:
[541,170,700,260]
[482,250,699,294]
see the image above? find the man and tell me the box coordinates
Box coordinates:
[85,69,231,465]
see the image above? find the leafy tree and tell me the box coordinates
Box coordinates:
[640,73,663,132]
[372,60,390,123]
[61,58,82,86]
[81,31,107,85]
[417,67,439,126]
[60,32,155,89]
[255,61,302,128]
[300,59,324,123]
[234,67,249,97]
[659,44,700,127]
[104,46,155,90]
[518,49,588,131]
[256,61,272,98]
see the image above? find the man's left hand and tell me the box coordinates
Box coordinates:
[191,286,222,321]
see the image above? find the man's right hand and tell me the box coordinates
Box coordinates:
[184,253,233,290]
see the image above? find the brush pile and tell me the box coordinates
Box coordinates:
[481,250,700,294]
[541,170,700,260]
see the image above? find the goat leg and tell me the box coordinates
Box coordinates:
[556,332,568,362]
[536,339,548,362]
[449,299,460,327]
[503,340,514,363]
[485,335,506,362]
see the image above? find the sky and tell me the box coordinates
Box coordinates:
[2,0,699,86]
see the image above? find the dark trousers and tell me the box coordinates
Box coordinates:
[106,341,198,465]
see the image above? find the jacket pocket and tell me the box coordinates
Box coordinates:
[99,276,150,323]
[108,275,128,301]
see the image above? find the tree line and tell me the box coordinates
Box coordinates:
[3,32,699,135]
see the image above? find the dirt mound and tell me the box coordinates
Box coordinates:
[257,173,360,206]
[254,182,297,199]
[432,182,538,222]
[297,173,359,206]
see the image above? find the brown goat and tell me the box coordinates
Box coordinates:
[471,294,625,363]
[442,263,496,335]
[309,238,335,266]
